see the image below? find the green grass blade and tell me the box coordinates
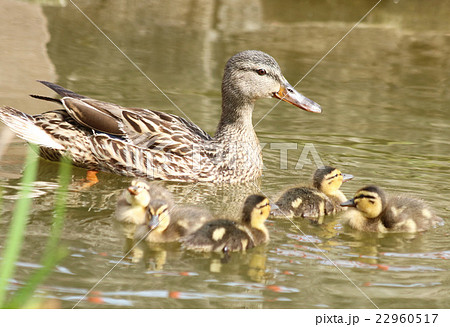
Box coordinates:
[0,185,3,218]
[0,186,3,214]
[5,157,72,308]
[0,145,39,307]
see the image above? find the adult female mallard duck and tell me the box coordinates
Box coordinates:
[182,194,270,253]
[0,50,321,183]
[340,185,444,233]
[271,166,353,218]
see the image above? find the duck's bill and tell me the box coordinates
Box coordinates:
[340,199,356,207]
[342,173,354,182]
[128,186,138,195]
[148,215,159,230]
[274,81,321,113]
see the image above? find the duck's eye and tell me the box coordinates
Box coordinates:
[257,202,269,209]
[256,69,267,76]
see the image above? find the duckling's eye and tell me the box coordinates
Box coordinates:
[256,69,267,76]
[257,202,269,209]
[368,200,375,204]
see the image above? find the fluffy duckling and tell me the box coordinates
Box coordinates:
[272,166,353,218]
[134,198,213,244]
[115,180,173,225]
[340,185,444,233]
[182,195,270,253]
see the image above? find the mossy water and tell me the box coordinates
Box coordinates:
[0,0,448,308]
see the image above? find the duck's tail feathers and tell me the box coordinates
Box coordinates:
[0,106,64,150]
[30,94,63,104]
[37,80,86,99]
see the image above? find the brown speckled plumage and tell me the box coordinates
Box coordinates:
[0,51,321,183]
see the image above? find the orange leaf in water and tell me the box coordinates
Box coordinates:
[88,296,105,304]
[169,291,180,299]
[266,285,282,292]
[377,264,389,271]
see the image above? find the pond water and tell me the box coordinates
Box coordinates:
[0,0,449,309]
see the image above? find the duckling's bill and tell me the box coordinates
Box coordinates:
[342,173,354,182]
[273,80,321,113]
[148,214,160,230]
[127,185,140,195]
[340,199,356,207]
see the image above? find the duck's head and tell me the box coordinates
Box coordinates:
[313,166,354,196]
[126,179,151,207]
[222,50,321,113]
[241,194,271,229]
[147,199,171,232]
[341,185,386,219]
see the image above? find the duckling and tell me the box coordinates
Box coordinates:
[272,166,353,219]
[134,198,213,244]
[340,185,444,233]
[115,180,150,226]
[114,179,174,258]
[182,194,270,253]
[115,180,173,226]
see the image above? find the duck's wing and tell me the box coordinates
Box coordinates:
[275,187,331,219]
[91,134,215,182]
[182,220,252,252]
[36,81,213,148]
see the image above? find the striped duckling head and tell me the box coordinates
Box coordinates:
[147,198,172,232]
[242,194,271,230]
[125,179,151,208]
[313,166,353,196]
[341,185,386,219]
